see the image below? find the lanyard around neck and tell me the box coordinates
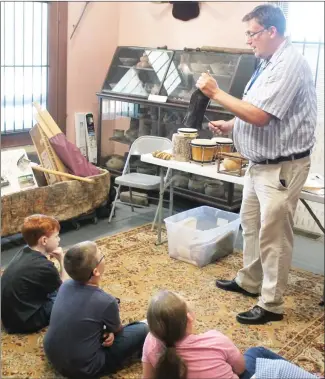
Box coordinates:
[244,61,269,95]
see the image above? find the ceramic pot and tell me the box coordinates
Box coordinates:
[172,174,189,189]
[188,177,205,193]
[204,181,225,198]
[105,155,125,171]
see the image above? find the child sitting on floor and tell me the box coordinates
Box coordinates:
[43,240,148,379]
[142,289,246,379]
[142,290,319,379]
[1,214,68,334]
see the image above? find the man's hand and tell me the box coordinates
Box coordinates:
[102,332,114,347]
[209,120,234,135]
[50,247,64,263]
[196,72,219,99]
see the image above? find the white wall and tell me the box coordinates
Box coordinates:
[117,2,259,49]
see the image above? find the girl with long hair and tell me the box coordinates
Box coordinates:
[142,290,246,379]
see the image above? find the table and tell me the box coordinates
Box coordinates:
[141,153,324,305]
[141,153,325,242]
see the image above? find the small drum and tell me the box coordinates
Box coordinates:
[172,128,198,162]
[190,139,217,164]
[211,137,233,155]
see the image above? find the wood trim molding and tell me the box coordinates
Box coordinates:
[1,132,33,148]
[47,1,68,135]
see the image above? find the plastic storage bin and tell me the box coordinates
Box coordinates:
[164,206,240,267]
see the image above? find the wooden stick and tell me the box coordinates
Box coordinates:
[33,102,62,137]
[34,112,54,140]
[31,165,95,183]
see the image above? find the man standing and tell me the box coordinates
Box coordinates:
[197,4,317,324]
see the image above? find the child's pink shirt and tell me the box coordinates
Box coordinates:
[142,330,242,379]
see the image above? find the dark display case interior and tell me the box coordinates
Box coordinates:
[102,47,174,98]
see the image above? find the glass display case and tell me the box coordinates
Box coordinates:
[96,46,257,211]
[159,49,256,105]
[102,46,174,98]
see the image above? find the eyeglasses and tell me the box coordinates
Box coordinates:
[245,28,267,39]
[88,255,104,280]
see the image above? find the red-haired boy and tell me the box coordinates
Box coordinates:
[1,214,69,333]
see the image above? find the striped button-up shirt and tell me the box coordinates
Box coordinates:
[233,38,317,162]
[254,358,319,379]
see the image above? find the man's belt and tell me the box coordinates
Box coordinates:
[253,150,310,165]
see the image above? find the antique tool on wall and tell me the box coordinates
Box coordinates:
[70,2,90,40]
[17,155,95,184]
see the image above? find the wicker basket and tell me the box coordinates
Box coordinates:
[1,169,110,237]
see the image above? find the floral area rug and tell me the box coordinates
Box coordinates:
[2,224,324,378]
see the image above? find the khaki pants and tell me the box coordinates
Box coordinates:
[235,156,311,314]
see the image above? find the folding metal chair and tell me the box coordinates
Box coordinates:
[108,136,172,224]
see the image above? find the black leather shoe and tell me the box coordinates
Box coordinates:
[236,305,284,325]
[216,279,259,298]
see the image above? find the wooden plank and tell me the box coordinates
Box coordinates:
[200,46,254,55]
[33,102,62,137]
[34,113,55,140]
[39,109,62,136]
